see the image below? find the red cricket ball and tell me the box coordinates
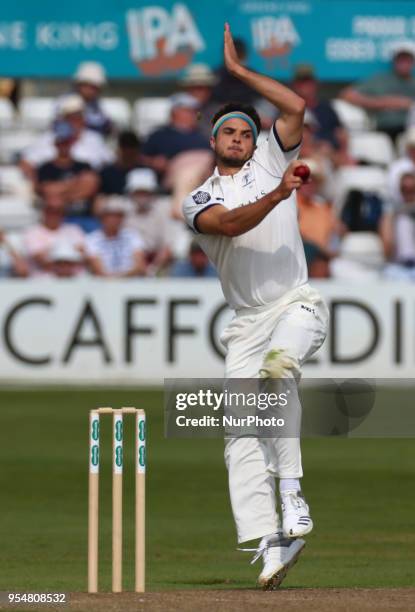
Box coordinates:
[293,164,311,182]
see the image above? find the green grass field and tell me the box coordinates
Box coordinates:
[0,388,414,594]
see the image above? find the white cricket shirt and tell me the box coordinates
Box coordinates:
[182,124,308,310]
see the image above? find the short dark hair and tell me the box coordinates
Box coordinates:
[211,103,261,134]
[118,130,140,150]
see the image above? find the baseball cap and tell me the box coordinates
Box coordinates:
[170,93,200,110]
[48,242,82,263]
[125,169,158,193]
[390,40,415,59]
[74,61,107,86]
[100,196,130,215]
[53,120,76,143]
[56,94,85,117]
[179,64,218,87]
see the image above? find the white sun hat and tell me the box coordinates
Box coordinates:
[48,242,83,263]
[56,93,85,117]
[100,196,131,215]
[125,168,158,193]
[74,62,107,86]
[390,40,415,59]
[179,64,218,87]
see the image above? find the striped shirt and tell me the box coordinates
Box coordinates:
[86,228,144,274]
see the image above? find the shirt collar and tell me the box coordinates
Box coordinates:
[212,159,252,181]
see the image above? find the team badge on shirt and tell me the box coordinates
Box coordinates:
[241,171,254,187]
[192,191,211,205]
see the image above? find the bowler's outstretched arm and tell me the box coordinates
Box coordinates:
[223,22,305,149]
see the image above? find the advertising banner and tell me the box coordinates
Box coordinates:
[0,279,413,384]
[0,1,414,80]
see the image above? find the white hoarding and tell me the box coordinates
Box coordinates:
[0,279,412,383]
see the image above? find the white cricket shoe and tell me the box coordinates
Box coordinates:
[281,490,313,537]
[240,532,306,590]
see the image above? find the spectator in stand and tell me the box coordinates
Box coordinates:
[330,187,394,280]
[292,64,343,149]
[395,173,415,263]
[300,110,336,199]
[340,189,394,252]
[384,173,415,280]
[47,242,85,278]
[212,37,257,105]
[142,93,210,172]
[72,61,112,136]
[300,110,331,159]
[170,240,217,278]
[291,65,356,169]
[37,120,100,233]
[388,126,415,206]
[99,131,142,196]
[297,159,338,278]
[86,196,146,278]
[0,78,19,106]
[141,93,213,219]
[179,63,219,138]
[291,76,355,170]
[341,41,415,141]
[21,94,113,181]
[124,168,174,276]
[23,192,85,276]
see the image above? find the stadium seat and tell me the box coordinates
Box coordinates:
[334,166,388,209]
[19,97,56,130]
[0,99,15,129]
[332,99,373,131]
[0,196,38,230]
[0,166,33,200]
[0,130,39,164]
[330,232,385,280]
[340,232,385,266]
[101,97,132,130]
[133,97,171,138]
[348,131,395,167]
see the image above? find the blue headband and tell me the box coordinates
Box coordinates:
[212,111,258,142]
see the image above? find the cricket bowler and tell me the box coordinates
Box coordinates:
[182,24,329,589]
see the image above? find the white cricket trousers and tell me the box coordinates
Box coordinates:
[221,283,329,543]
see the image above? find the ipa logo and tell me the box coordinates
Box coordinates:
[126,3,205,76]
[251,15,300,67]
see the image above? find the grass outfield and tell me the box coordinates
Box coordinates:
[0,388,414,593]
